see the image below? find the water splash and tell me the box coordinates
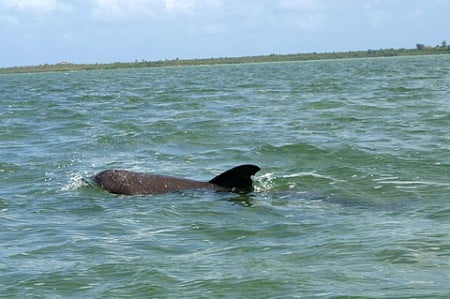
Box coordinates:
[254,171,345,193]
[254,173,276,192]
[282,172,346,183]
[61,173,89,191]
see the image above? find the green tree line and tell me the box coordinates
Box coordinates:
[1,46,449,75]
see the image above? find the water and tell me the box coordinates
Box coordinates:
[1,55,449,298]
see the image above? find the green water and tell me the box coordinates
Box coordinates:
[1,55,449,298]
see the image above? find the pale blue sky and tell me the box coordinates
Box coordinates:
[1,0,449,67]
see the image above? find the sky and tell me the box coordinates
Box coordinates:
[0,0,449,67]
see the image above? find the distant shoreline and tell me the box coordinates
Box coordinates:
[1,47,449,74]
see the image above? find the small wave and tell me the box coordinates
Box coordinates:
[254,171,344,192]
[372,177,450,188]
[254,173,277,192]
[61,173,89,191]
[282,172,346,183]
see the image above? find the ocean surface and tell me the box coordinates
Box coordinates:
[1,55,449,298]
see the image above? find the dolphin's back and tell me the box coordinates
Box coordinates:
[93,170,210,195]
[92,164,260,195]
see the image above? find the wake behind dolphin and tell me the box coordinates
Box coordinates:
[92,164,260,195]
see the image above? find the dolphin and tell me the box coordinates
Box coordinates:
[92,164,260,195]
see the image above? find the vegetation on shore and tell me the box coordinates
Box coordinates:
[1,45,449,74]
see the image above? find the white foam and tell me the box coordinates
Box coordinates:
[61,173,88,191]
[374,179,450,187]
[283,172,346,182]
[254,173,276,192]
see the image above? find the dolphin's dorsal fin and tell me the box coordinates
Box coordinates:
[209,164,260,192]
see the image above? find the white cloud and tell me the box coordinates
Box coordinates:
[0,14,19,25]
[0,0,73,26]
[86,0,330,35]
[279,0,324,11]
[1,0,57,11]
[293,13,326,31]
[0,0,71,12]
[164,0,222,14]
[90,0,167,20]
[90,0,225,21]
[164,0,195,14]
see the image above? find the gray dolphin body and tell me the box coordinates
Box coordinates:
[93,164,260,195]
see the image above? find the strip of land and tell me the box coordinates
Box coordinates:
[1,47,449,74]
